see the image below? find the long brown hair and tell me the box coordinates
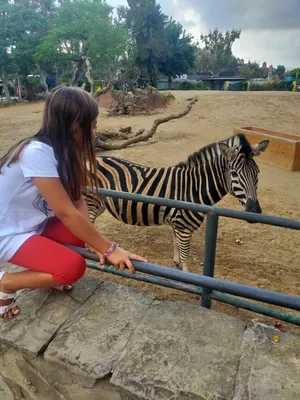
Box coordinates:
[0,86,99,201]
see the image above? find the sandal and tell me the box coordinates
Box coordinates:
[0,271,19,319]
[54,285,73,292]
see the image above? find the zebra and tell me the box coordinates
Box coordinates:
[85,133,269,272]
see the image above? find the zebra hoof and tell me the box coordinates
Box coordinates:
[173,263,182,270]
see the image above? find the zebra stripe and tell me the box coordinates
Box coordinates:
[85,133,267,272]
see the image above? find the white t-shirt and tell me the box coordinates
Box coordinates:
[0,141,59,261]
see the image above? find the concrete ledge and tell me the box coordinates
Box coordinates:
[234,322,300,400]
[234,126,300,171]
[111,301,246,400]
[1,263,300,399]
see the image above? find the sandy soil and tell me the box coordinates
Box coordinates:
[1,91,300,333]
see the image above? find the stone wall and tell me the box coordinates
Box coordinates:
[1,262,300,400]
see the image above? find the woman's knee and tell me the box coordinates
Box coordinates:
[53,253,86,285]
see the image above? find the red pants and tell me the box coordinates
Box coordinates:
[9,218,86,285]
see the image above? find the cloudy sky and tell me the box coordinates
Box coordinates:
[108,0,300,69]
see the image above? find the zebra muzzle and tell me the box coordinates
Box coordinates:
[245,199,262,223]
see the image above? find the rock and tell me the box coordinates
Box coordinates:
[66,385,122,400]
[111,300,246,400]
[0,374,16,400]
[97,92,119,109]
[44,283,155,378]
[119,126,132,134]
[146,91,166,109]
[0,349,64,400]
[67,275,102,304]
[257,278,270,288]
[0,287,79,356]
[161,91,176,105]
[233,323,300,400]
[0,262,25,274]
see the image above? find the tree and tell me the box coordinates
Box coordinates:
[120,0,167,86]
[275,65,286,75]
[35,0,128,93]
[0,2,48,100]
[286,68,300,78]
[239,61,265,80]
[159,19,196,88]
[196,28,241,74]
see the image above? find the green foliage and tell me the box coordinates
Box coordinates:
[227,81,248,91]
[57,71,73,85]
[228,79,294,91]
[35,0,128,79]
[120,0,167,85]
[159,19,196,83]
[275,65,286,75]
[251,80,294,91]
[26,76,41,85]
[286,68,300,78]
[196,29,241,74]
[178,81,210,90]
[239,61,265,80]
[0,3,47,78]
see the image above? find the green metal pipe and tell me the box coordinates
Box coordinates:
[86,260,300,326]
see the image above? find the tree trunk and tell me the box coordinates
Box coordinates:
[93,70,123,98]
[23,79,37,101]
[72,59,84,87]
[16,74,22,100]
[95,96,198,151]
[2,76,11,102]
[149,67,157,87]
[40,70,49,94]
[84,56,94,94]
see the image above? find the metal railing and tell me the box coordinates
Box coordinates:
[75,188,300,326]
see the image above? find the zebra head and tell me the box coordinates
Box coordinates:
[219,136,269,214]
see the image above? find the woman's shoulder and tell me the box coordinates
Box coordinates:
[26,140,53,152]
[22,140,55,157]
[19,140,57,167]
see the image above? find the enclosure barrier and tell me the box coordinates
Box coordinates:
[77,188,300,326]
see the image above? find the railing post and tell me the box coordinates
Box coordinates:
[201,212,219,309]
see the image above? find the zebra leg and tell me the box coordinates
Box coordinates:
[172,227,181,269]
[173,227,193,273]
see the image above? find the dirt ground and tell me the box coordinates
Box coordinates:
[1,91,300,334]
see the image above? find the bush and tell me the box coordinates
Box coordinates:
[228,81,248,91]
[178,81,210,90]
[251,80,293,91]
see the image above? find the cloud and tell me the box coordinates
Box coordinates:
[176,0,300,31]
[107,0,300,67]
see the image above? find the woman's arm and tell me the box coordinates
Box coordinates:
[33,177,146,272]
[73,196,90,221]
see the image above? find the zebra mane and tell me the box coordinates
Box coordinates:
[177,133,253,167]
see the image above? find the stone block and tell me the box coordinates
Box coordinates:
[233,323,300,400]
[112,301,246,400]
[0,374,16,400]
[44,283,155,378]
[0,288,79,356]
[0,348,64,400]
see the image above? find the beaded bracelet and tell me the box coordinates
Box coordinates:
[104,241,118,258]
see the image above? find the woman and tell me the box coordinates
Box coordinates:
[0,86,146,320]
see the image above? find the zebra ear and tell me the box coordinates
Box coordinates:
[219,143,238,161]
[251,140,270,156]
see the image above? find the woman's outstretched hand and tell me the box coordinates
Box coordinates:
[85,243,147,274]
[107,246,147,274]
